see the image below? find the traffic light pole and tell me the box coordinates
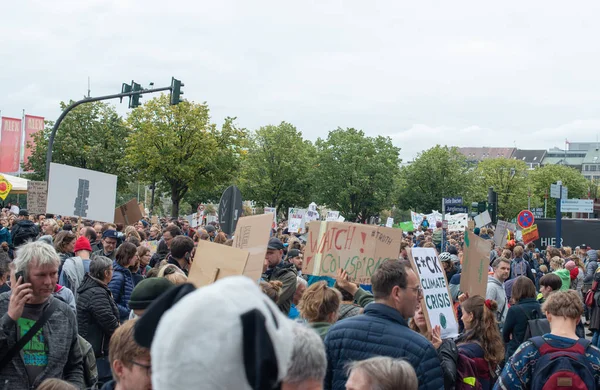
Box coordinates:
[44,85,172,181]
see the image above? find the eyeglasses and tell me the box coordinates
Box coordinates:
[406,286,424,296]
[130,360,152,376]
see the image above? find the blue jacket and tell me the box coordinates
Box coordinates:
[0,227,10,246]
[324,303,444,390]
[107,261,134,322]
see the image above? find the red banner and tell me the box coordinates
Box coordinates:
[24,115,44,169]
[0,117,22,173]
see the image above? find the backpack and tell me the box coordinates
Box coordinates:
[517,306,550,339]
[78,335,99,389]
[511,259,528,279]
[456,353,483,390]
[530,336,595,390]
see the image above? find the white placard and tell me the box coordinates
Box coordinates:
[326,211,340,222]
[411,211,424,230]
[410,247,459,339]
[386,217,394,228]
[445,213,468,232]
[474,210,492,228]
[46,163,117,222]
[288,217,303,233]
[288,208,307,232]
[337,215,345,222]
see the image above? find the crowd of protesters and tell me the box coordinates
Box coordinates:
[1,205,600,389]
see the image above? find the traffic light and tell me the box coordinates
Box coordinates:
[487,187,498,224]
[478,201,487,213]
[129,81,143,108]
[120,83,132,103]
[170,77,184,105]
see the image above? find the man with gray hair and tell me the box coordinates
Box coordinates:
[282,324,327,390]
[0,241,84,389]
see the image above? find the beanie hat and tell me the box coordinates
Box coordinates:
[74,236,92,253]
[129,278,174,310]
[138,276,294,390]
[473,227,480,236]
[565,260,576,271]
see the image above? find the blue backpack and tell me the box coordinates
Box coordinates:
[530,336,595,390]
[511,259,528,279]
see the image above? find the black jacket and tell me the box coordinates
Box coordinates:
[77,274,120,357]
[10,219,39,247]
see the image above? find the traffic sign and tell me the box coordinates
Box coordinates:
[446,205,468,214]
[551,183,568,199]
[560,199,594,213]
[517,210,535,229]
[562,187,568,199]
[532,207,544,218]
[443,197,463,206]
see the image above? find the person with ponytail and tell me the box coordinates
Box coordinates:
[457,296,504,390]
[297,281,341,339]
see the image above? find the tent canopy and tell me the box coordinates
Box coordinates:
[1,173,29,194]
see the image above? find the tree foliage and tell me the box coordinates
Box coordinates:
[125,95,246,216]
[238,122,315,213]
[311,128,401,222]
[399,146,473,213]
[473,158,529,220]
[24,101,131,190]
[529,164,589,217]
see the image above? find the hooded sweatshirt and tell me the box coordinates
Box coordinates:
[486,276,507,328]
[553,268,571,291]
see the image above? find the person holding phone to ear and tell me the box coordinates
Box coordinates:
[0,241,84,389]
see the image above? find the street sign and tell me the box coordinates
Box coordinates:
[532,207,544,218]
[550,184,560,199]
[442,220,448,229]
[517,210,535,229]
[560,199,594,213]
[562,187,568,199]
[443,197,463,206]
[446,205,468,214]
[218,185,243,235]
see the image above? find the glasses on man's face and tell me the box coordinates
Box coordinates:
[406,286,424,296]
[130,360,152,376]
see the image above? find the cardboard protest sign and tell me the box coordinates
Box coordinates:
[233,213,273,283]
[474,210,492,228]
[46,163,117,222]
[138,202,146,217]
[522,224,539,245]
[386,217,394,228]
[326,211,340,222]
[303,221,402,284]
[114,198,144,226]
[151,216,159,225]
[188,240,251,287]
[408,247,459,339]
[460,231,492,299]
[467,220,475,231]
[27,181,47,215]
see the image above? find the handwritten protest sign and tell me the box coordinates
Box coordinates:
[27,181,47,215]
[494,220,516,248]
[522,224,539,245]
[303,221,402,284]
[460,231,491,299]
[114,198,143,226]
[408,247,458,339]
[264,207,277,229]
[142,240,158,255]
[289,208,307,233]
[474,210,492,228]
[288,217,303,233]
[233,213,273,283]
[386,217,394,228]
[326,211,340,222]
[188,240,251,287]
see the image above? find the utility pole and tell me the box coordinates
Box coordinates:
[45,77,185,181]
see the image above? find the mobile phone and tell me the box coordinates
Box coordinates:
[15,270,26,283]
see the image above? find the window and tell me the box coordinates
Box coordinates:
[585,175,592,180]
[585,165,590,171]
[592,165,597,172]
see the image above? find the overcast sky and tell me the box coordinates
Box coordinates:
[3,1,600,160]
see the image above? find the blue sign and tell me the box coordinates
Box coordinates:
[446,205,468,214]
[443,197,463,206]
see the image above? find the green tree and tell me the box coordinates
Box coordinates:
[399,145,473,213]
[238,122,315,213]
[311,128,401,222]
[24,101,131,190]
[529,164,589,217]
[473,158,529,220]
[125,95,246,217]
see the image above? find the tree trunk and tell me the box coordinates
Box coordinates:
[171,185,180,217]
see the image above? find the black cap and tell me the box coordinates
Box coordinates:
[102,229,119,239]
[267,237,284,250]
[18,209,29,217]
[129,278,174,310]
[287,249,301,259]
